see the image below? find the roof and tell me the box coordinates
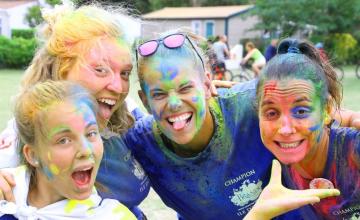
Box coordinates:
[143,5,254,20]
[0,0,36,10]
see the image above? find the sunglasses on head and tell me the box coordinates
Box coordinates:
[136,33,205,70]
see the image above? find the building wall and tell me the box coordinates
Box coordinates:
[227,15,262,47]
[8,2,37,29]
[0,11,10,38]
[142,15,261,49]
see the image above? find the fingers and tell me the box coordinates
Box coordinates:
[268,159,282,185]
[210,81,218,96]
[270,196,320,216]
[0,171,16,202]
[0,136,14,149]
[295,188,340,200]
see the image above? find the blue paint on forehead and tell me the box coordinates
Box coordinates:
[157,61,179,80]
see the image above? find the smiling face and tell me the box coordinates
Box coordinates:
[34,99,103,201]
[258,79,327,165]
[65,37,132,128]
[140,56,211,145]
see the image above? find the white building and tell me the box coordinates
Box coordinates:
[0,0,38,38]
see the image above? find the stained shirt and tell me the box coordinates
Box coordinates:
[121,80,279,219]
[0,166,136,220]
[283,126,360,220]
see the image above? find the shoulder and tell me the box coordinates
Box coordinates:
[217,79,258,98]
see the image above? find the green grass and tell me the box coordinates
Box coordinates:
[0,69,23,131]
[0,67,359,132]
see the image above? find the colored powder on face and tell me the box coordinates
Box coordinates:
[168,95,181,109]
[41,164,54,180]
[49,164,60,175]
[64,198,95,214]
[158,62,178,80]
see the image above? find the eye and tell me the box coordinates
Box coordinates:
[263,109,279,120]
[120,71,131,81]
[57,137,71,145]
[151,92,166,100]
[87,129,99,141]
[179,85,193,93]
[94,66,111,77]
[292,106,311,119]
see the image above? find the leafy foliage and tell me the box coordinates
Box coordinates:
[0,36,37,68]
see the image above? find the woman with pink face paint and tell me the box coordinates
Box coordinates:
[257,38,360,220]
[0,81,135,219]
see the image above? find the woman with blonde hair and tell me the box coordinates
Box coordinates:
[0,81,136,219]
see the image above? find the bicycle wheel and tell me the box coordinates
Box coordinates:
[356,64,360,79]
[334,66,344,80]
[231,74,250,82]
[224,70,233,81]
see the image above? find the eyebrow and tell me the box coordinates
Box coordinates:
[48,125,71,139]
[179,81,192,88]
[261,99,274,107]
[294,97,311,103]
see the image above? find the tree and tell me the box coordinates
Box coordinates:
[25,0,63,28]
[253,0,360,37]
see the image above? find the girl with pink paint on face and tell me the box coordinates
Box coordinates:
[0,81,135,219]
[257,38,360,220]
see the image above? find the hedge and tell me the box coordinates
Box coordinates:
[0,36,37,68]
[11,29,35,39]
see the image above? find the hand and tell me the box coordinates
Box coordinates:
[0,135,16,150]
[244,160,340,220]
[210,80,238,96]
[0,171,16,202]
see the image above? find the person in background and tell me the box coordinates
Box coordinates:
[212,35,230,70]
[264,39,278,62]
[241,41,266,77]
[315,42,329,62]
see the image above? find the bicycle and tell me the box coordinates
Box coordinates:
[355,63,360,79]
[231,64,252,82]
[212,62,233,81]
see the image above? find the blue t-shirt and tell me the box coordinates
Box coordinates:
[95,108,151,219]
[122,80,278,219]
[283,125,360,220]
[264,45,276,62]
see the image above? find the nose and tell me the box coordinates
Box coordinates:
[168,94,182,112]
[75,137,93,159]
[278,115,296,136]
[106,72,124,94]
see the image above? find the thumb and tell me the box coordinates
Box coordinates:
[269,159,282,186]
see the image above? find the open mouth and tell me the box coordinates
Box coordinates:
[71,167,93,187]
[274,140,304,149]
[97,98,116,120]
[167,112,193,131]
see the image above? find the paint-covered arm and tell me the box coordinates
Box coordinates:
[243,160,341,220]
[334,109,360,129]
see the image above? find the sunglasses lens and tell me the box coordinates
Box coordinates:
[139,40,158,56]
[164,34,185,48]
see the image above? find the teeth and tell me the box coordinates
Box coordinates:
[98,98,116,106]
[168,113,191,123]
[278,141,300,148]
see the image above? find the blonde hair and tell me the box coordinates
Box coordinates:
[245,41,255,50]
[21,3,134,134]
[14,80,98,182]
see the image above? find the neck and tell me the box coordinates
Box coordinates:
[291,128,329,179]
[28,170,64,208]
[173,106,214,157]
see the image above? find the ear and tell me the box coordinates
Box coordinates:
[204,72,212,99]
[138,90,151,113]
[23,144,39,167]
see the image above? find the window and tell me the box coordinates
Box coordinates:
[191,20,201,35]
[205,20,215,38]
